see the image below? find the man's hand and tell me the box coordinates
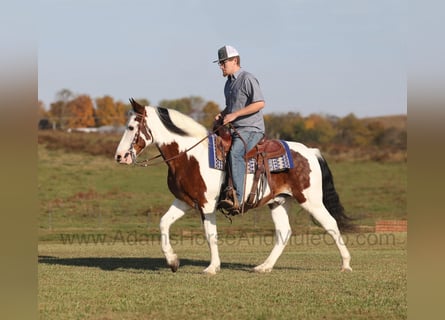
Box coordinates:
[223,113,238,125]
[214,113,222,121]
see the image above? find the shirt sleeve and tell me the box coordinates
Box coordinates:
[241,73,264,104]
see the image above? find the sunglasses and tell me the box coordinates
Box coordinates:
[218,58,234,66]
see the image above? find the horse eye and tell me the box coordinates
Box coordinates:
[128,125,134,131]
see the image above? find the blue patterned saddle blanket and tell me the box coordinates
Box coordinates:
[208,134,294,173]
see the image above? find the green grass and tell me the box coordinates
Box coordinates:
[38,140,407,319]
[329,160,407,224]
[38,233,407,319]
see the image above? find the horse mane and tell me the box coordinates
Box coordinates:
[156,107,208,139]
[157,107,189,136]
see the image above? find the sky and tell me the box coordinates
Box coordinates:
[38,0,406,118]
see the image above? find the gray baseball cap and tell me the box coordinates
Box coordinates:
[213,45,239,63]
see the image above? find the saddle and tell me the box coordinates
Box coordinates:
[213,122,288,215]
[213,120,286,162]
[242,138,286,210]
[244,138,285,160]
[213,121,232,157]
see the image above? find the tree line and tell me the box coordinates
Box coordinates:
[38,89,406,151]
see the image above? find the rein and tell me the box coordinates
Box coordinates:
[133,120,232,167]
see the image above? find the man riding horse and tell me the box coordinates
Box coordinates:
[213,45,266,215]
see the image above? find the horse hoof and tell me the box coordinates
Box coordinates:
[341,266,352,272]
[169,259,180,273]
[203,265,220,275]
[253,265,272,273]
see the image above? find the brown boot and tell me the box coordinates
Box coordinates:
[217,199,241,216]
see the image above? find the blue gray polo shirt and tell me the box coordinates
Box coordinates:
[224,68,265,133]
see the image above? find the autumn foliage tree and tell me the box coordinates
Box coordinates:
[40,89,406,156]
[65,95,95,128]
[95,95,127,126]
[299,114,336,145]
[334,113,372,147]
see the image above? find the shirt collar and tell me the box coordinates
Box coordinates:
[229,68,243,80]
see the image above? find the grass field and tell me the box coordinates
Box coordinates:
[39,232,407,319]
[38,134,407,319]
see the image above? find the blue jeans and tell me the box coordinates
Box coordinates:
[229,131,264,205]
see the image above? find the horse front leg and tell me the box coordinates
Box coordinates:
[202,211,221,275]
[254,199,292,273]
[159,199,189,272]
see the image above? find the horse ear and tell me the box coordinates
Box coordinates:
[129,98,145,114]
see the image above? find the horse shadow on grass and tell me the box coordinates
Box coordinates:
[38,255,310,272]
[38,255,259,272]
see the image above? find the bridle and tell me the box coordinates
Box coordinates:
[127,109,153,164]
[127,111,232,167]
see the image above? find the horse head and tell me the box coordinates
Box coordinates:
[115,98,153,164]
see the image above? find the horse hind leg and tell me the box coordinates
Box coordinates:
[159,199,188,272]
[254,197,292,273]
[302,201,352,272]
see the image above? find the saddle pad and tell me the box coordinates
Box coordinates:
[208,134,225,171]
[208,135,294,173]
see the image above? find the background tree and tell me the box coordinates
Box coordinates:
[131,98,150,107]
[41,88,406,155]
[48,89,74,129]
[115,101,129,124]
[159,96,213,122]
[95,95,128,126]
[48,101,64,129]
[265,112,304,140]
[366,121,386,147]
[375,127,407,149]
[334,113,372,147]
[95,95,115,126]
[188,96,206,121]
[38,100,48,119]
[200,101,221,128]
[65,95,95,128]
[159,97,192,115]
[299,114,336,145]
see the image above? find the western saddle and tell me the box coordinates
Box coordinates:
[213,122,287,216]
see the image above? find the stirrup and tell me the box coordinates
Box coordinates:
[217,199,241,216]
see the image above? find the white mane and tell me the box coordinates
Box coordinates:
[165,108,208,138]
[145,106,209,149]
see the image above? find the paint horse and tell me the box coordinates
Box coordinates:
[115,99,353,274]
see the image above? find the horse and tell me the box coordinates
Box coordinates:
[114,98,353,274]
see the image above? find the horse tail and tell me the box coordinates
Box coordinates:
[316,152,356,232]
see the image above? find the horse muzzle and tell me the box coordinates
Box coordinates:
[115,151,133,164]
